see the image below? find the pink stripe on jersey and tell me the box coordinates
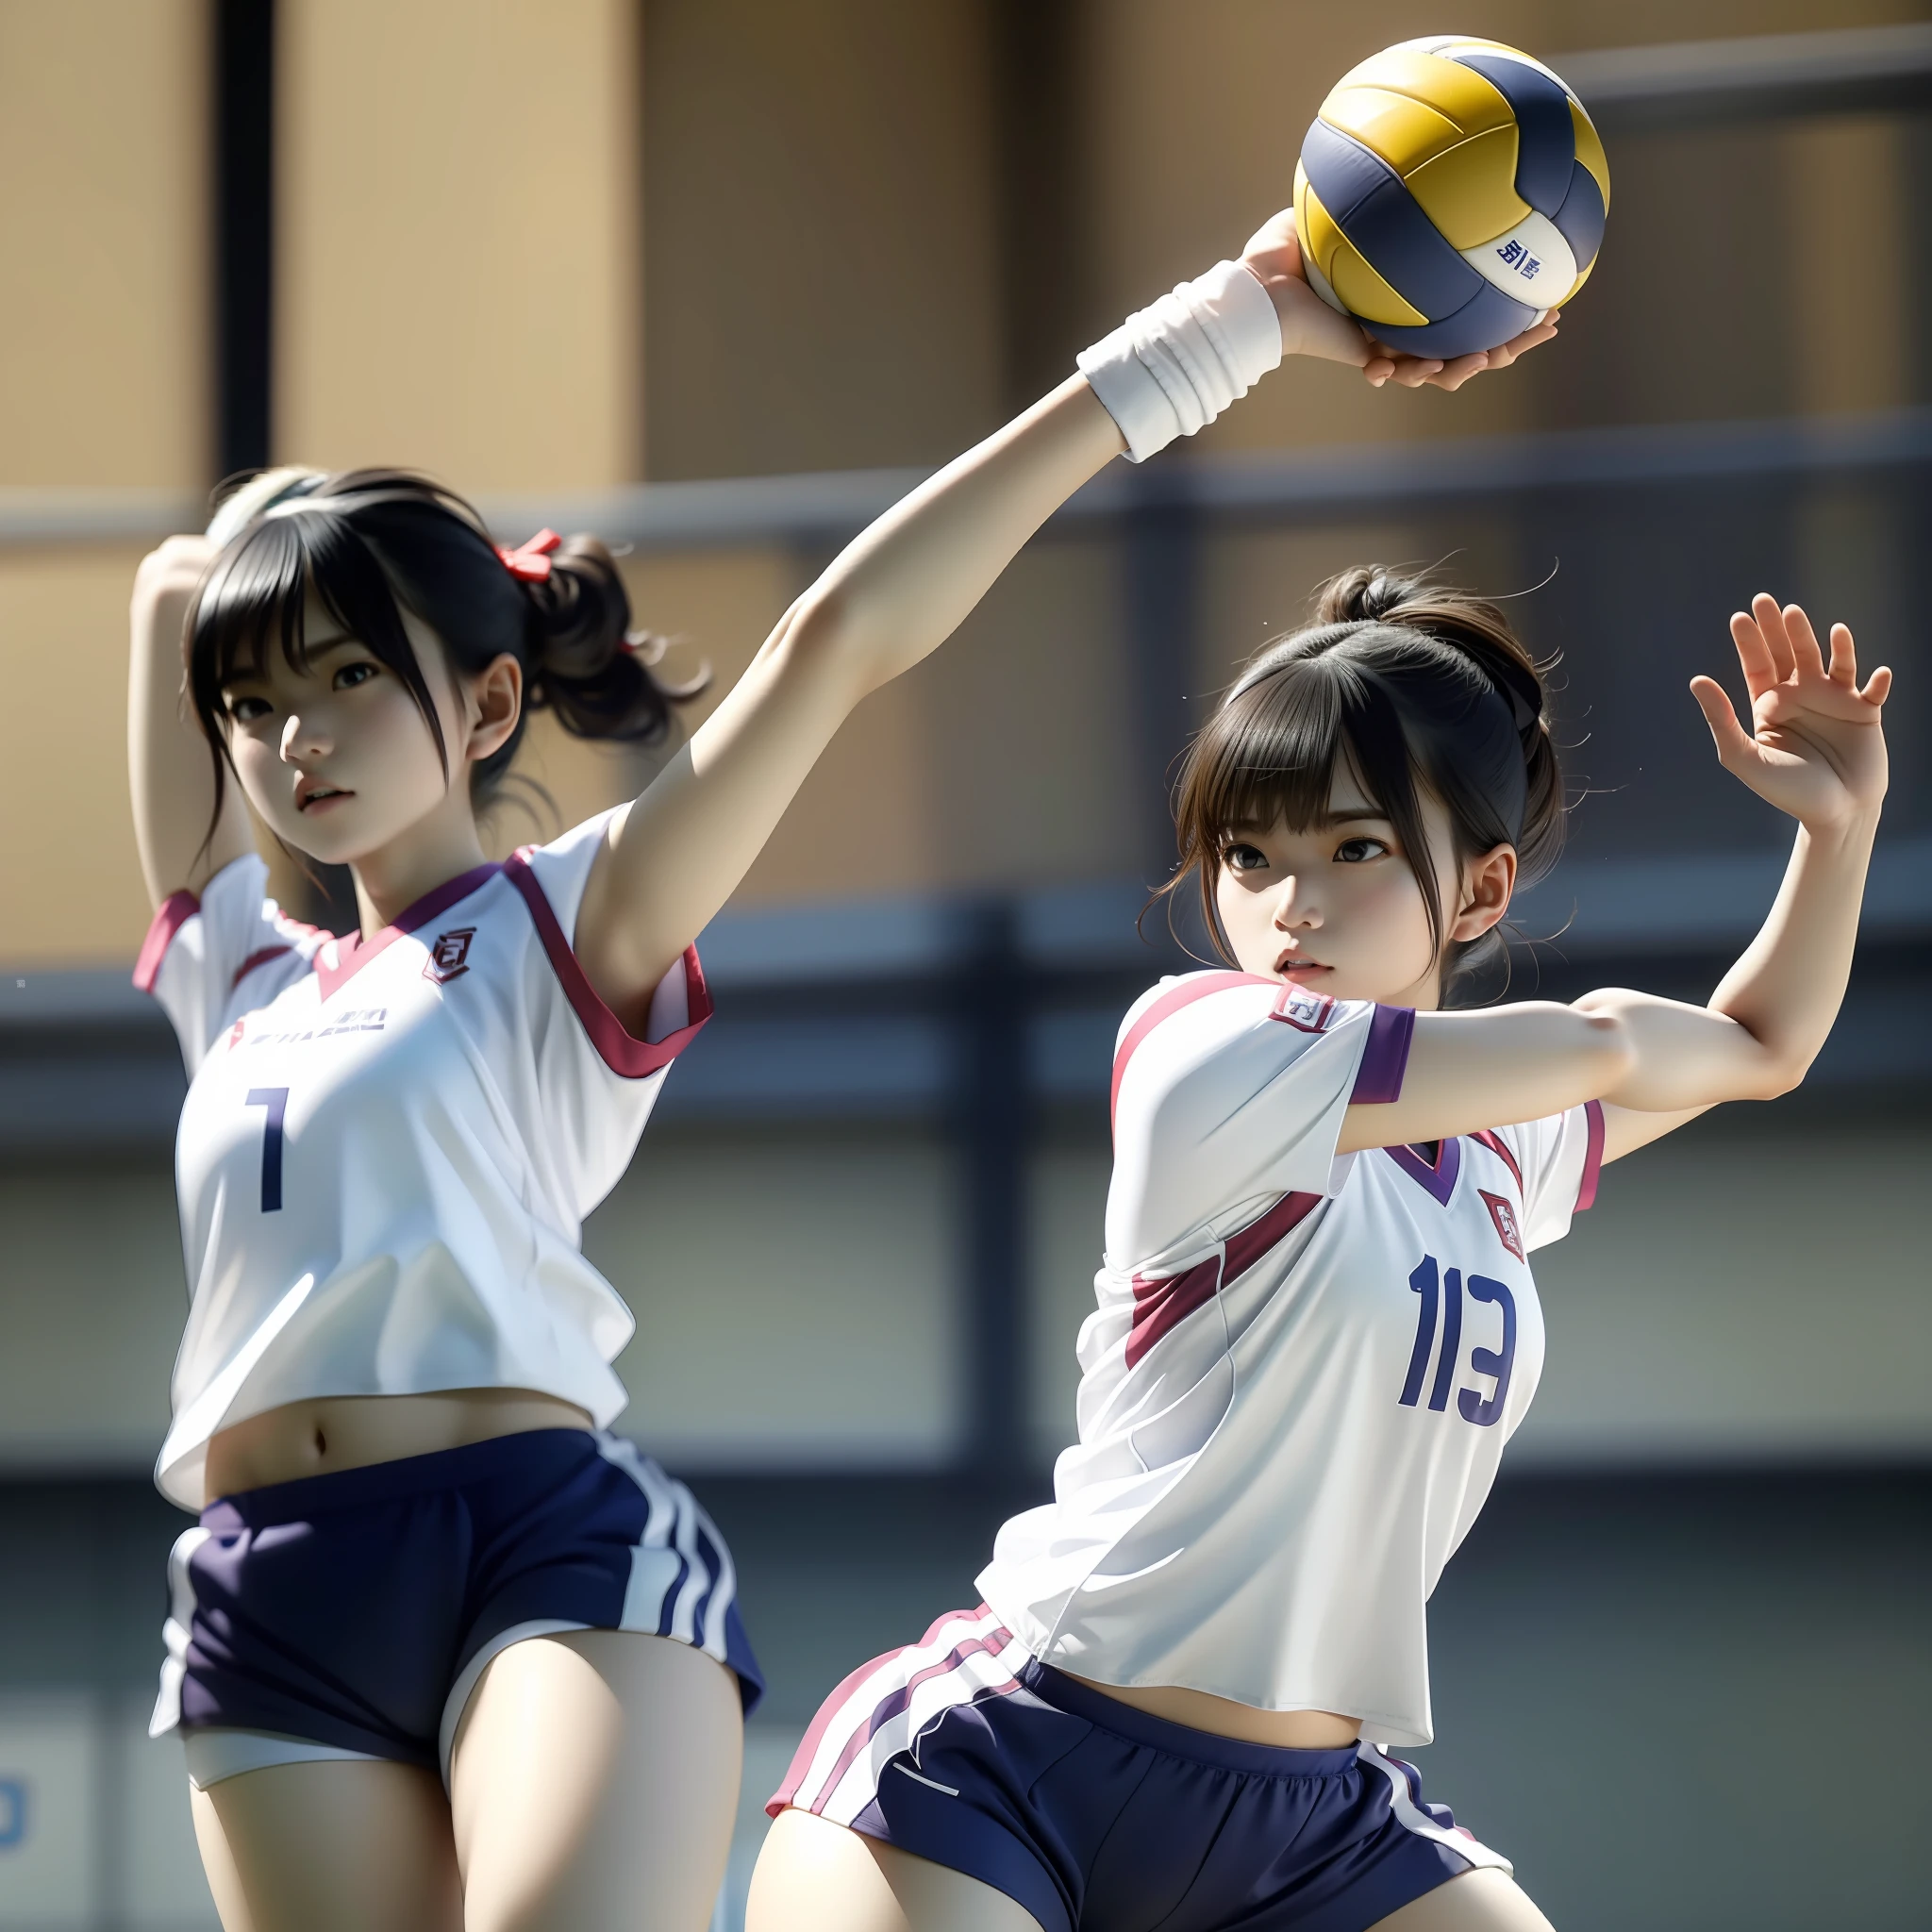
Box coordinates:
[1351,1005,1414,1104]
[1110,972,1269,1135]
[1471,1129,1523,1192]
[503,854,713,1079]
[1576,1098,1606,1211]
[133,890,200,994]
[1126,1187,1324,1368]
[230,945,293,992]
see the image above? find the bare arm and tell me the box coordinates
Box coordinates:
[127,534,256,908]
[1341,597,1890,1157]
[575,212,1557,1011]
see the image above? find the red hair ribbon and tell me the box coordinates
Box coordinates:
[495,528,561,582]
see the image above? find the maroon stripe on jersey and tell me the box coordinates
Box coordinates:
[314,862,502,1000]
[230,945,293,991]
[133,889,200,993]
[504,854,714,1078]
[1350,1004,1414,1104]
[1109,972,1271,1135]
[1576,1099,1606,1211]
[1471,1128,1523,1191]
[1126,1188,1323,1368]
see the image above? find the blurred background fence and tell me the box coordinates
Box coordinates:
[2,5,1930,1929]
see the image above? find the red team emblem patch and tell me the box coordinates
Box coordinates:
[1270,984,1336,1033]
[425,927,476,985]
[1479,1189,1525,1262]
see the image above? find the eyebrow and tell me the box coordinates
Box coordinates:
[1229,809,1391,833]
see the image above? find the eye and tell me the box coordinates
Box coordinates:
[1224,842,1270,874]
[1334,836,1390,864]
[225,694,270,724]
[333,660,379,691]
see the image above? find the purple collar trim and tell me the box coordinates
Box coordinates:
[1384,1136,1461,1206]
[314,862,502,1001]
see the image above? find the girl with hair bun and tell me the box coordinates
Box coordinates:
[127,207,1547,1929]
[752,581,1890,1924]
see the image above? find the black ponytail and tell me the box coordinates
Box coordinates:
[188,469,704,831]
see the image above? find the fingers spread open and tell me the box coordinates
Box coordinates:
[1860,663,1893,705]
[1690,674,1753,762]
[1826,620,1859,688]
[1781,603,1826,679]
[1729,609,1778,700]
[1751,592,1797,682]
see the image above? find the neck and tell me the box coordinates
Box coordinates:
[347,793,490,939]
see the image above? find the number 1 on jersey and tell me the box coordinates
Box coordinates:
[244,1087,289,1212]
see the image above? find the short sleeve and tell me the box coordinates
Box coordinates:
[1106,974,1411,1269]
[1490,1099,1605,1251]
[494,812,714,1219]
[502,810,714,1083]
[133,854,329,1068]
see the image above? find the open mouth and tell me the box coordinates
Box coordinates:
[1274,954,1328,979]
[297,782,353,813]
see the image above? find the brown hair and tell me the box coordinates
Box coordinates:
[1158,565,1564,995]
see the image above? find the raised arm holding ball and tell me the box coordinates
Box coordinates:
[743,60,1892,1932]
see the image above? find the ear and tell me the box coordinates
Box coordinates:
[1450,842,1517,942]
[466,654,524,762]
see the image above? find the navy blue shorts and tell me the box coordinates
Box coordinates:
[774,1606,1507,1932]
[150,1428,761,1784]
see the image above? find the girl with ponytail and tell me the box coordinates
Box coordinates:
[752,585,1890,1923]
[125,202,1559,1929]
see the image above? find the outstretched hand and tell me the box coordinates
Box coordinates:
[1690,594,1890,832]
[1241,208,1558,392]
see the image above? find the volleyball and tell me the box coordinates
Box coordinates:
[1294,36,1608,358]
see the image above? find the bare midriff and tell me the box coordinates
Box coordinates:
[203,1389,594,1500]
[1064,1674,1363,1750]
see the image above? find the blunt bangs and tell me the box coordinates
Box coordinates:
[189,503,451,788]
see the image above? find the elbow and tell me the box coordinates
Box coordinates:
[1578,1010,1636,1089]
[1745,1053,1809,1103]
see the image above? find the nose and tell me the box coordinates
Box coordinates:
[279,710,330,764]
[1271,875,1321,931]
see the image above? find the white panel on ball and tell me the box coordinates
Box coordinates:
[1459,210,1576,305]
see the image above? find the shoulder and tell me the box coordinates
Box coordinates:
[501,808,623,952]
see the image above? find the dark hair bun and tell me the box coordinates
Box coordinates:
[1316,564,1414,626]
[1318,564,1545,736]
[522,536,684,743]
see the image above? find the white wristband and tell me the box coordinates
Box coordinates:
[1076,259,1283,463]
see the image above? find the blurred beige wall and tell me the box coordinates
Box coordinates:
[2,0,1925,965]
[0,0,208,964]
[276,0,641,488]
[0,0,208,489]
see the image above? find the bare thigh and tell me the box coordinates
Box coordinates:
[449,1628,743,1932]
[191,1757,462,1932]
[746,1807,1046,1932]
[1370,1868,1557,1931]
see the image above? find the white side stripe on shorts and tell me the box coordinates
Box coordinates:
[596,1434,739,1668]
[149,1526,212,1739]
[1360,1743,1513,1875]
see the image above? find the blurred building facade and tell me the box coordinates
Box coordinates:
[1,4,1929,1928]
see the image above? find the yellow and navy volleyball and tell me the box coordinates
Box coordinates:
[1294,36,1608,358]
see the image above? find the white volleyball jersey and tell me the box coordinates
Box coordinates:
[976,971,1604,1748]
[135,809,708,1509]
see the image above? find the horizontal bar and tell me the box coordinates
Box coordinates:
[6,408,1932,556]
[1560,23,1932,130]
